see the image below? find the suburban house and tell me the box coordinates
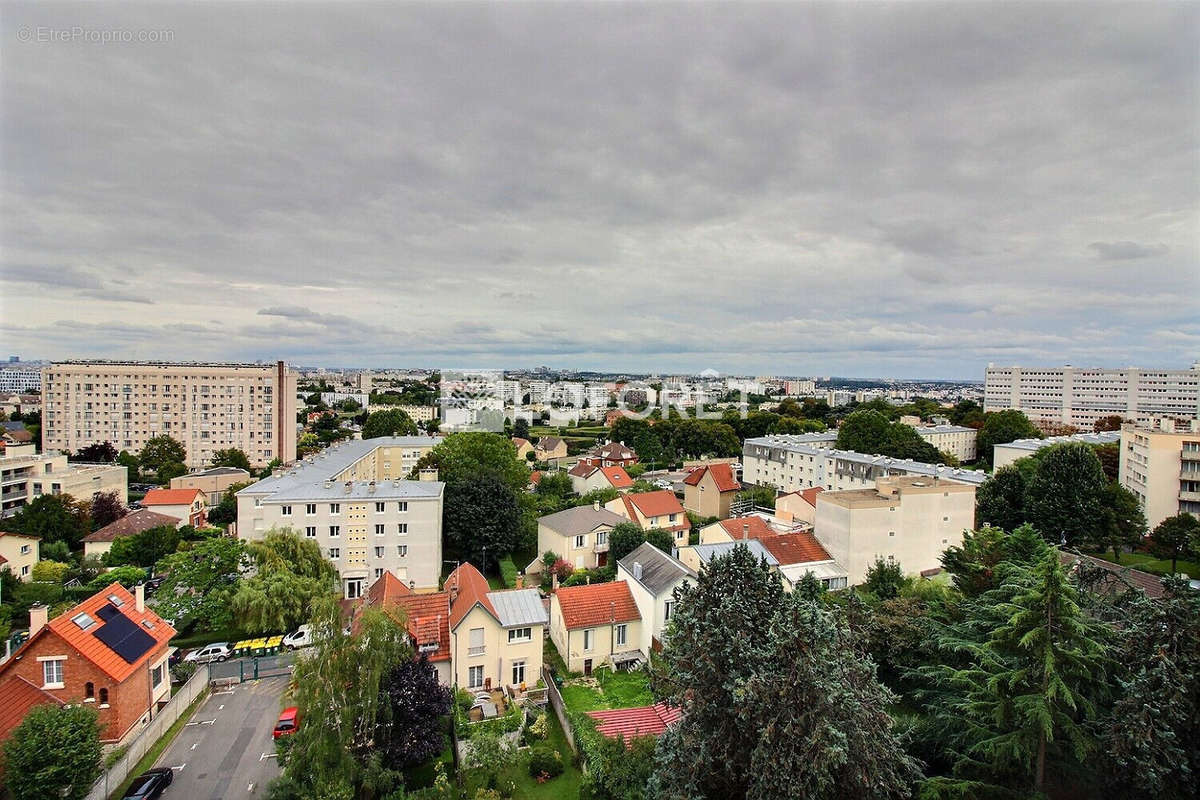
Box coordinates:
[0,531,39,580]
[774,487,823,524]
[616,542,696,654]
[606,490,690,544]
[534,436,568,462]
[682,463,741,519]
[578,441,639,469]
[698,517,849,591]
[676,538,779,574]
[170,466,252,507]
[586,703,681,740]
[140,487,208,527]
[534,503,630,571]
[512,438,534,461]
[359,571,453,685]
[446,563,547,693]
[0,583,175,744]
[568,463,635,495]
[81,509,183,559]
[0,674,63,753]
[550,580,644,675]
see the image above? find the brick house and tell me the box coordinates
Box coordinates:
[140,487,208,527]
[0,583,176,744]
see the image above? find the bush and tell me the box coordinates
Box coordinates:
[498,557,519,588]
[170,661,197,684]
[527,712,549,741]
[527,745,564,779]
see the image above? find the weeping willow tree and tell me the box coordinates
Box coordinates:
[230,528,339,633]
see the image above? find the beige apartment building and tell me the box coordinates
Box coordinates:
[992,431,1120,469]
[170,466,252,506]
[1119,419,1200,529]
[41,360,298,469]
[0,531,40,580]
[912,425,978,462]
[0,447,127,519]
[814,475,976,585]
[236,437,444,598]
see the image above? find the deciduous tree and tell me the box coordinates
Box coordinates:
[153,537,249,630]
[361,408,419,439]
[374,654,452,768]
[2,704,102,800]
[9,494,90,548]
[71,441,117,463]
[1147,513,1200,576]
[210,448,252,471]
[137,435,187,478]
[1089,482,1146,563]
[1023,442,1107,546]
[976,410,1041,465]
[413,432,529,492]
[106,525,181,568]
[88,490,127,530]
[443,475,521,569]
[230,529,338,633]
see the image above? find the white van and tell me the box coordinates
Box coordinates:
[283,625,313,650]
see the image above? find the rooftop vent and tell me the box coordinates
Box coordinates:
[633,562,643,580]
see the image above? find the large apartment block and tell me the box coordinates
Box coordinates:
[984,363,1200,429]
[1119,419,1200,529]
[1,444,127,519]
[236,437,443,598]
[912,425,978,462]
[41,361,298,468]
[742,434,986,496]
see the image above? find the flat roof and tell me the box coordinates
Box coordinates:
[744,436,988,485]
[996,431,1121,452]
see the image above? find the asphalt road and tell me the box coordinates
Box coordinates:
[154,675,290,799]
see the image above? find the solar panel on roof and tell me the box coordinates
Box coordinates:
[93,612,156,664]
[96,603,120,622]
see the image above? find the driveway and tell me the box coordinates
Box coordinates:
[154,675,291,798]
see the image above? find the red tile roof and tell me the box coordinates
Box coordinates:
[142,488,203,506]
[0,676,63,745]
[586,703,680,739]
[568,462,595,478]
[800,487,824,507]
[718,516,775,541]
[554,581,640,629]
[683,463,740,492]
[530,471,543,486]
[717,518,831,565]
[82,509,181,543]
[446,562,497,629]
[365,572,451,662]
[622,490,686,521]
[600,466,634,489]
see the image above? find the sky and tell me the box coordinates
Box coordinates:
[1,2,1197,380]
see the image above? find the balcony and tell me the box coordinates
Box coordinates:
[593,541,609,553]
[1180,491,1200,503]
[468,645,486,656]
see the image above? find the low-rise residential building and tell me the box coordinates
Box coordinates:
[81,509,182,560]
[1119,418,1200,528]
[814,475,976,585]
[0,583,175,744]
[360,570,453,685]
[534,503,630,571]
[397,405,437,424]
[697,517,848,590]
[0,448,128,519]
[141,488,208,527]
[512,438,535,460]
[550,580,644,674]
[0,394,41,418]
[578,442,638,470]
[446,563,547,692]
[912,424,978,462]
[682,463,741,519]
[606,490,690,544]
[170,467,252,506]
[236,437,445,597]
[991,431,1121,469]
[0,531,39,580]
[775,487,823,524]
[567,463,634,495]
[616,542,696,654]
[676,538,779,574]
[534,436,568,461]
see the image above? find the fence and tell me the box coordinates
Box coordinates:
[208,651,296,683]
[541,665,577,754]
[83,664,211,800]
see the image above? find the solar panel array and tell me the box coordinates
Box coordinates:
[92,604,156,664]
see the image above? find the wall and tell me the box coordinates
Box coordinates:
[451,605,543,691]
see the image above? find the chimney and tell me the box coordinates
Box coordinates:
[593,500,600,511]
[742,523,749,540]
[344,481,353,494]
[29,604,48,637]
[633,562,643,580]
[419,468,439,482]
[135,583,145,612]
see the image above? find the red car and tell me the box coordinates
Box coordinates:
[273,706,300,740]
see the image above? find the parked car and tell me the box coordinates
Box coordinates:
[282,624,312,650]
[654,479,673,490]
[122,767,173,799]
[273,706,301,739]
[184,642,231,663]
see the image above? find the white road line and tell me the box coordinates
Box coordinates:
[190,742,198,750]
[248,783,255,793]
[218,704,225,710]
[260,752,278,761]
[170,763,186,772]
[214,689,235,695]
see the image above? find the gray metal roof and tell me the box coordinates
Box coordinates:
[538,504,629,536]
[186,466,251,477]
[618,542,696,596]
[743,436,988,486]
[997,431,1120,452]
[487,589,548,627]
[689,540,780,567]
[912,425,976,435]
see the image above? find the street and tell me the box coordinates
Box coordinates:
[153,675,290,799]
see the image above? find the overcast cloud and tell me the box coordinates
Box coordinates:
[1,2,1196,378]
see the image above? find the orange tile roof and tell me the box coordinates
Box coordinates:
[623,490,686,520]
[600,466,634,489]
[530,471,543,485]
[587,703,680,740]
[39,583,175,683]
[0,676,63,745]
[568,462,595,478]
[800,487,824,507]
[682,464,740,492]
[717,518,831,565]
[142,488,202,506]
[445,562,497,629]
[554,581,640,629]
[718,516,775,541]
[365,572,451,662]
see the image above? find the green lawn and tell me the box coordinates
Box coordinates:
[402,728,454,790]
[1088,550,1200,578]
[462,708,582,799]
[559,668,654,713]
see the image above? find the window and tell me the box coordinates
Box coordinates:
[305,526,316,538]
[397,545,408,557]
[397,501,408,512]
[397,523,408,535]
[21,565,29,577]
[508,627,532,643]
[346,578,363,599]
[669,513,678,522]
[574,535,586,549]
[374,568,384,578]
[889,531,895,537]
[84,681,95,700]
[512,660,526,686]
[583,629,594,652]
[664,600,674,621]
[468,665,484,688]
[375,524,385,536]
[375,502,385,513]
[281,505,292,516]
[596,531,607,546]
[329,547,341,559]
[152,663,165,687]
[616,624,627,646]
[329,525,340,537]
[20,544,32,556]
[42,659,64,688]
[374,546,385,558]
[305,503,317,515]
[329,503,340,515]
[99,688,109,707]
[469,627,485,656]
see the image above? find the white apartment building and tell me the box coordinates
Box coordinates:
[236,437,444,598]
[585,384,610,409]
[742,434,986,496]
[497,380,523,406]
[912,425,978,462]
[526,380,551,404]
[984,363,1200,428]
[41,361,298,468]
[0,446,128,519]
[554,382,585,408]
[784,379,817,396]
[992,431,1121,469]
[814,475,976,585]
[1119,419,1200,529]
[0,368,41,393]
[827,390,854,407]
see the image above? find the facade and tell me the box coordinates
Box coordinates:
[0,532,39,580]
[992,431,1121,469]
[360,571,453,686]
[0,394,41,417]
[616,542,695,654]
[170,466,252,506]
[984,363,1200,428]
[41,360,299,468]
[534,436,568,461]
[0,584,174,744]
[742,434,986,496]
[0,368,41,393]
[236,437,445,597]
[1119,419,1200,528]
[775,487,823,524]
[512,438,534,460]
[81,509,181,559]
[578,441,638,469]
[814,475,976,585]
[446,563,547,691]
[682,463,741,519]
[0,448,128,519]
[550,580,644,674]
[398,405,437,424]
[784,379,817,396]
[535,503,629,571]
[912,425,978,462]
[606,490,690,544]
[141,488,208,527]
[567,463,634,495]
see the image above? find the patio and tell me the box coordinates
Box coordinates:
[466,688,508,722]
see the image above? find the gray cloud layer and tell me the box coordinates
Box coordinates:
[1,2,1197,378]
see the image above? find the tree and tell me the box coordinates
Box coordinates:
[948,399,985,428]
[2,703,102,800]
[88,490,127,530]
[230,530,338,633]
[974,465,1027,531]
[106,525,181,568]
[210,448,252,472]
[737,485,776,509]
[534,471,573,499]
[976,410,1041,465]
[862,557,906,600]
[116,450,139,482]
[1147,514,1200,576]
[512,417,530,440]
[374,654,452,768]
[153,537,250,630]
[207,481,251,527]
[835,409,892,454]
[1089,482,1146,563]
[413,432,529,492]
[608,522,648,563]
[137,435,188,478]
[581,730,657,800]
[644,528,675,554]
[8,494,90,548]
[72,441,117,463]
[361,408,419,439]
[1093,442,1120,481]
[31,560,70,584]
[443,475,521,570]
[1023,442,1108,546]
[259,457,283,478]
[85,564,148,592]
[1093,415,1125,432]
[157,460,187,483]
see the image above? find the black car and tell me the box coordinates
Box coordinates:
[122,767,173,799]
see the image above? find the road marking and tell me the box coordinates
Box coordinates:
[260,752,278,761]
[170,763,186,772]
[218,704,225,710]
[214,689,235,695]
[190,742,198,750]
[188,719,217,726]
[248,783,255,793]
